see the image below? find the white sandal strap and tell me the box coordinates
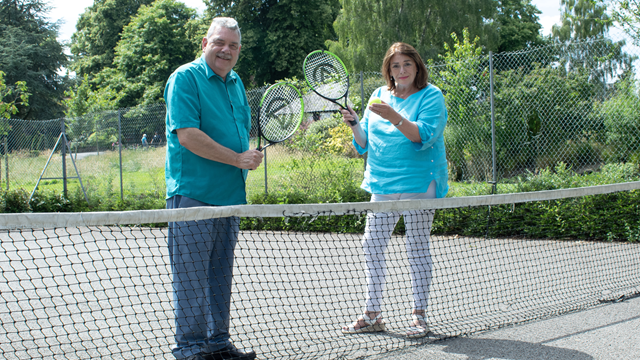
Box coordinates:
[412,313,426,322]
[362,312,382,326]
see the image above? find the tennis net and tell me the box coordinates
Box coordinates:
[1,182,639,359]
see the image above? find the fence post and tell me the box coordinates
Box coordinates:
[4,137,7,190]
[263,147,268,196]
[118,109,124,200]
[360,71,365,117]
[489,51,497,193]
[61,118,68,198]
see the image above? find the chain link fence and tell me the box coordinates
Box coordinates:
[2,38,639,203]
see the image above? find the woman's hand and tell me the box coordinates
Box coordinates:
[369,102,403,126]
[340,106,359,125]
[340,105,367,148]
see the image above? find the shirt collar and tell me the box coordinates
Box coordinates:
[199,55,237,83]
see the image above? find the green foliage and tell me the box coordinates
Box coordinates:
[81,0,200,110]
[606,0,640,45]
[0,70,29,119]
[494,0,545,52]
[433,163,640,242]
[327,0,497,72]
[0,189,30,213]
[0,0,67,119]
[29,190,71,212]
[494,62,599,176]
[70,0,156,79]
[207,0,340,87]
[244,153,369,232]
[552,0,611,41]
[429,29,491,181]
[323,119,358,157]
[594,76,640,163]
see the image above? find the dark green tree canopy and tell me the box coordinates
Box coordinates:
[205,0,340,86]
[494,0,544,52]
[0,0,67,119]
[77,0,200,110]
[70,0,155,79]
[326,0,497,72]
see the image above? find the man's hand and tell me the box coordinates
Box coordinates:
[177,128,263,169]
[236,150,263,170]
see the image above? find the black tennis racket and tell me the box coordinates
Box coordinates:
[303,50,356,126]
[256,82,304,151]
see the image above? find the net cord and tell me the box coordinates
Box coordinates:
[1,181,639,229]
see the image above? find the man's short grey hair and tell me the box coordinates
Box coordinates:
[206,17,241,44]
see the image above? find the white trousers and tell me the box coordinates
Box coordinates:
[363,180,436,312]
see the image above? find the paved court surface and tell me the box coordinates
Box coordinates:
[370,294,640,360]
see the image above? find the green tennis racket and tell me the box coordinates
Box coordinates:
[303,50,356,126]
[256,82,304,151]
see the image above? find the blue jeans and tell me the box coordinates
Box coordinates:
[167,195,239,359]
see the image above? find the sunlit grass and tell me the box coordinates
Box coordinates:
[8,143,367,204]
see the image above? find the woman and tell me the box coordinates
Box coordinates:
[340,42,448,338]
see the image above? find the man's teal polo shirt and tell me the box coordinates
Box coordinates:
[164,56,252,206]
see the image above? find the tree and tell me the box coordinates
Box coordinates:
[604,0,640,45]
[0,0,67,119]
[0,70,29,119]
[70,0,156,80]
[205,0,340,86]
[67,0,200,113]
[552,0,611,41]
[429,29,492,180]
[326,0,496,73]
[494,0,545,52]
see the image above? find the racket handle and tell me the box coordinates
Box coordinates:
[348,120,357,126]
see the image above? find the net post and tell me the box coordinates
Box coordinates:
[489,51,497,193]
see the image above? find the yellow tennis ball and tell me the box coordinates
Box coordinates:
[368,97,382,106]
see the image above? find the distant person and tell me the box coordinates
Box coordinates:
[164,17,262,360]
[340,42,449,339]
[152,131,162,146]
[141,133,148,149]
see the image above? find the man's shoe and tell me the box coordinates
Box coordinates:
[184,354,211,360]
[207,344,256,360]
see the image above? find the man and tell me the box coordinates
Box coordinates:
[164,17,262,360]
[141,133,148,149]
[152,131,162,146]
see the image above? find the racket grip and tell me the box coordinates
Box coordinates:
[348,120,357,126]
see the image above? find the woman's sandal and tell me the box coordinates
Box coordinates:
[341,313,386,334]
[406,313,428,338]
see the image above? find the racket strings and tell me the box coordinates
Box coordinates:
[260,85,303,143]
[304,52,348,100]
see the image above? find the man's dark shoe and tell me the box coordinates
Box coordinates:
[184,354,211,360]
[207,344,257,360]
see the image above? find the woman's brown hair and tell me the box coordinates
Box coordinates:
[381,42,429,91]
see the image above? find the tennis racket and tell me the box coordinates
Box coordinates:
[303,50,357,126]
[256,82,304,151]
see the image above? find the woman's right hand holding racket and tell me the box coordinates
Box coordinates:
[340,106,359,126]
[341,105,367,148]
